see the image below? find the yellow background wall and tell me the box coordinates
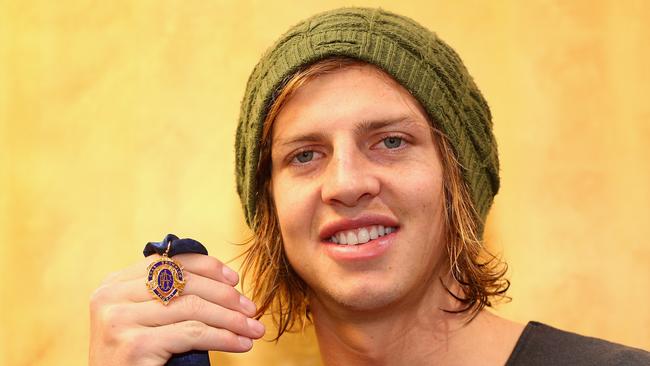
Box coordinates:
[1,1,648,365]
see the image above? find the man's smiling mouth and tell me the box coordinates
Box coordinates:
[327,225,398,245]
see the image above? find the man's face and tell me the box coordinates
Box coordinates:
[270,64,447,313]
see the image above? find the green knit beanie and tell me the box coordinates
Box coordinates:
[235,7,499,234]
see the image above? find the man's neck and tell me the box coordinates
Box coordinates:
[309,280,524,366]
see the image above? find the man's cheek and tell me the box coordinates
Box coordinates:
[276,188,310,227]
[284,184,318,207]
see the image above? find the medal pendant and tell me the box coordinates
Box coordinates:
[146,253,185,305]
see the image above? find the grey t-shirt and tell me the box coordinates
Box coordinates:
[506,321,650,365]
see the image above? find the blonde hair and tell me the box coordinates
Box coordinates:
[240,57,509,340]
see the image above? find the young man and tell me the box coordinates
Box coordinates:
[90,7,650,365]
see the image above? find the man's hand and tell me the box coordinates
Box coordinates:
[89,253,265,366]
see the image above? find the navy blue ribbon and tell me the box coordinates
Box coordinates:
[144,234,211,366]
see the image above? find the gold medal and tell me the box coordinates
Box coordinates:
[146,242,185,305]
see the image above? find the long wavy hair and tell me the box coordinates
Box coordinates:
[240,57,510,340]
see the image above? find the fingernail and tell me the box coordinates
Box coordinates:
[222,266,239,284]
[238,336,252,349]
[240,295,257,314]
[247,318,265,336]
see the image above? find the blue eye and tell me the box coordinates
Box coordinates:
[295,151,314,163]
[383,136,403,149]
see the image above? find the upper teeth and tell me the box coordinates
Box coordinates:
[329,225,396,245]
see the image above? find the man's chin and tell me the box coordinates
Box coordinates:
[312,283,406,315]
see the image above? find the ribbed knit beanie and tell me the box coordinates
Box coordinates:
[235,7,500,235]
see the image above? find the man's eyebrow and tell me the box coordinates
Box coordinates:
[273,132,328,149]
[353,116,421,137]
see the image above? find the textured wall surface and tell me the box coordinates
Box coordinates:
[1,1,649,365]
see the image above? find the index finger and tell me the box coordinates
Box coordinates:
[108,253,240,286]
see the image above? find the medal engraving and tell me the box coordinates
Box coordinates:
[146,255,185,305]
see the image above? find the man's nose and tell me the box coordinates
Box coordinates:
[320,147,380,207]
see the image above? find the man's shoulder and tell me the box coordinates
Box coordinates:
[505,321,650,366]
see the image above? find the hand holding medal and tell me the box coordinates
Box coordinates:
[143,234,209,365]
[89,234,266,366]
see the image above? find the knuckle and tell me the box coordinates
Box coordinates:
[230,312,249,333]
[90,269,129,310]
[90,282,119,310]
[182,294,205,315]
[220,286,240,308]
[201,257,223,277]
[195,255,224,276]
[183,320,206,340]
[121,330,148,361]
[218,329,250,352]
[96,309,129,346]
[102,323,126,347]
[214,330,234,348]
[89,285,108,312]
[99,304,125,327]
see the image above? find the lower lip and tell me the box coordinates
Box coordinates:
[321,230,397,261]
